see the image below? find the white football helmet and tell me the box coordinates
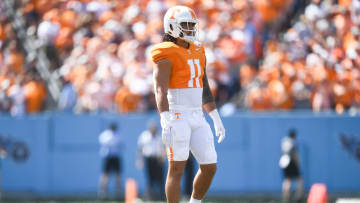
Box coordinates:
[164,6,199,42]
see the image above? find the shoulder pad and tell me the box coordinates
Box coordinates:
[151,42,177,62]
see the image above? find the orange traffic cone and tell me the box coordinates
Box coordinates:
[125,178,138,203]
[307,183,328,203]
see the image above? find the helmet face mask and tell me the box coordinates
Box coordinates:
[164,6,199,42]
[178,21,198,41]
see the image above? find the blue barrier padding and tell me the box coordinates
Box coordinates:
[0,112,359,196]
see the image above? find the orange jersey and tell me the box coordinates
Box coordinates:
[151,41,206,89]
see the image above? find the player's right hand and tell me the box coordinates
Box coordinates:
[160,111,173,146]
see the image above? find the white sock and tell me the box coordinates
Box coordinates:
[189,196,202,203]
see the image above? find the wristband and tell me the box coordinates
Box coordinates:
[209,109,221,123]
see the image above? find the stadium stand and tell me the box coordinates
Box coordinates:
[1,0,359,115]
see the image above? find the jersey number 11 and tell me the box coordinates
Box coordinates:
[187,59,202,88]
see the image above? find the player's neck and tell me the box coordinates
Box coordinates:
[176,38,190,49]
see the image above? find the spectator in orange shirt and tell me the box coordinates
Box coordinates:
[247,86,272,110]
[23,75,47,113]
[114,86,140,114]
[4,41,25,74]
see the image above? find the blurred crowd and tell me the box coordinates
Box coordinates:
[238,0,360,114]
[1,0,359,116]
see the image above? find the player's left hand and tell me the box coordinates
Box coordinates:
[209,109,226,143]
[214,120,226,143]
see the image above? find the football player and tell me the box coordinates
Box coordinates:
[151,5,226,203]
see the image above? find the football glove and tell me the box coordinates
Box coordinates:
[209,109,226,143]
[160,111,173,146]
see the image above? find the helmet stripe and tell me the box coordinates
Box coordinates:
[188,8,196,19]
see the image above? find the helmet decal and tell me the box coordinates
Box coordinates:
[169,8,181,20]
